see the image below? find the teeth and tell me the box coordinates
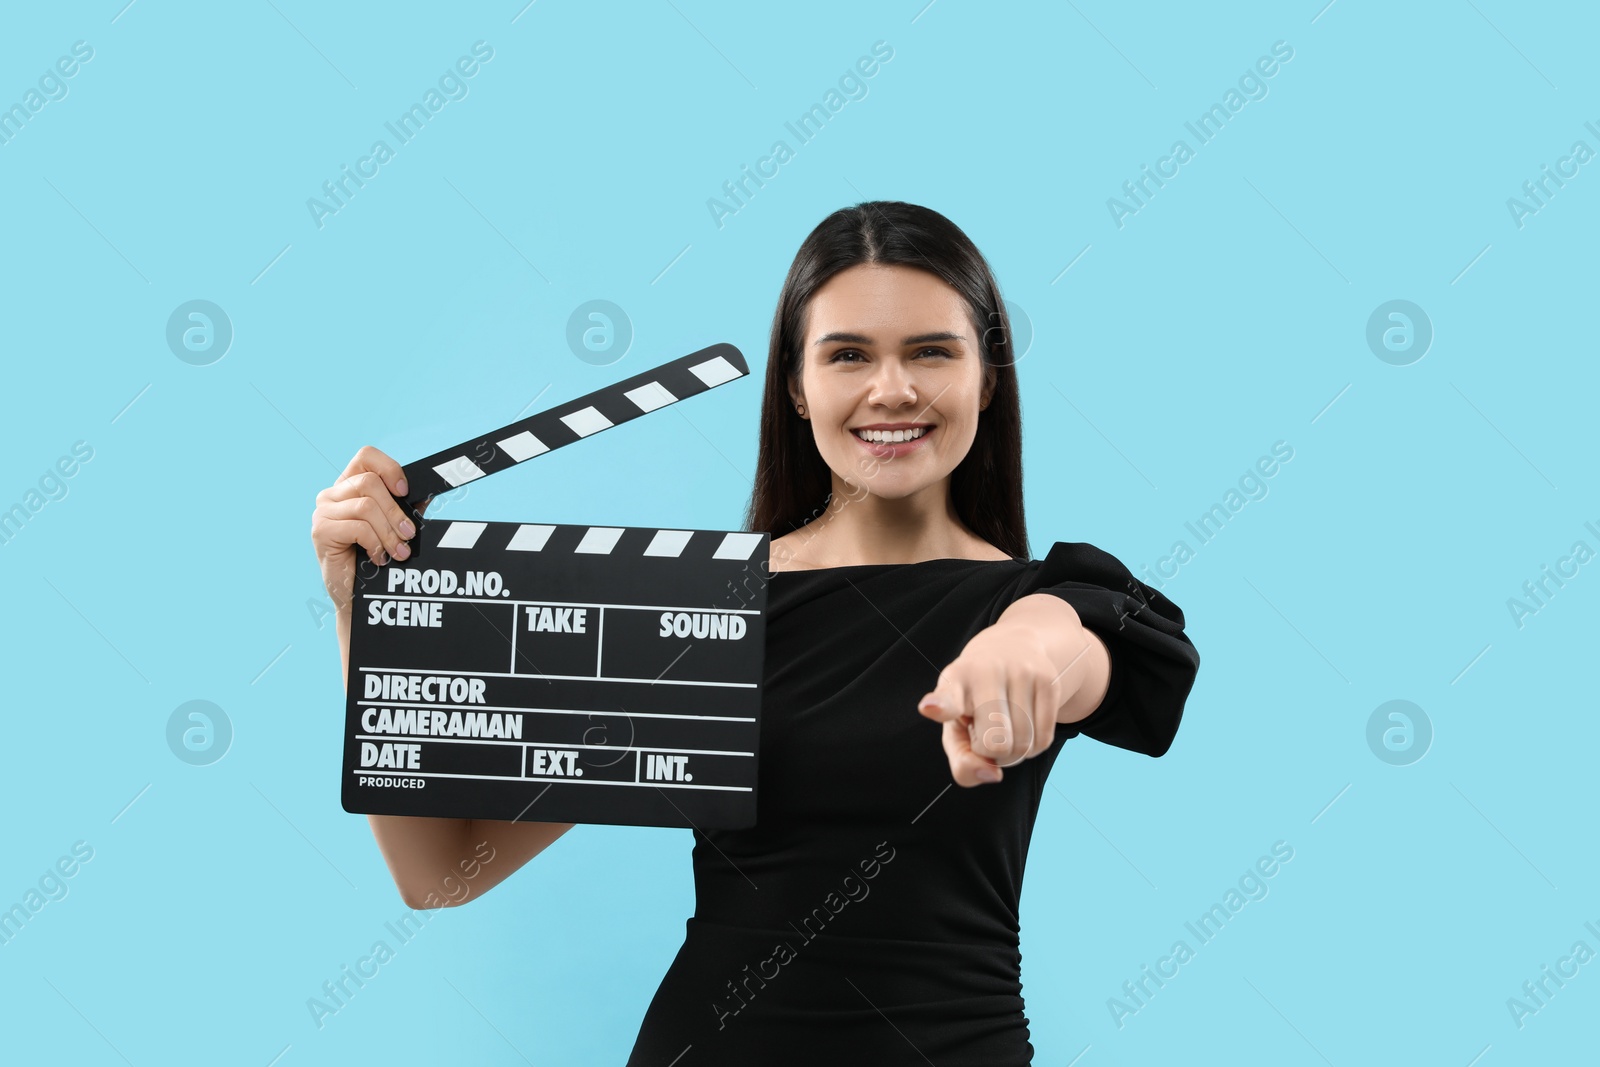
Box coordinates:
[854,427,928,443]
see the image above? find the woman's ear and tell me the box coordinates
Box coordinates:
[788,377,807,417]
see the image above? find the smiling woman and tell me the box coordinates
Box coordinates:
[307,199,1199,1064]
[751,205,1027,572]
[624,202,1202,1064]
[789,271,994,530]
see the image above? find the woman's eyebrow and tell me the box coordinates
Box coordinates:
[812,330,966,347]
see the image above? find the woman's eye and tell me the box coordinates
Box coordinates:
[828,347,949,363]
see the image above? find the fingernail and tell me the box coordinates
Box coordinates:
[976,766,1001,783]
[400,519,415,538]
[397,478,408,495]
[394,542,410,559]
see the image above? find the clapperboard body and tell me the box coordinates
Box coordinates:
[341,344,769,830]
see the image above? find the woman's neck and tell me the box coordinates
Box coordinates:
[771,483,1005,570]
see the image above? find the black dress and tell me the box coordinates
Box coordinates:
[626,541,1200,1065]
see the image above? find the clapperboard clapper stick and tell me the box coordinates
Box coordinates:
[342,343,770,830]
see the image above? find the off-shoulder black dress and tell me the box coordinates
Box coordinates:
[626,541,1200,1065]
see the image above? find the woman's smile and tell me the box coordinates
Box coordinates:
[849,422,937,457]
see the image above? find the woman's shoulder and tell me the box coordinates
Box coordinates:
[764,532,807,574]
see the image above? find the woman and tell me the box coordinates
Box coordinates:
[310,201,1200,1064]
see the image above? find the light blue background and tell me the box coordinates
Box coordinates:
[2,1,1595,1064]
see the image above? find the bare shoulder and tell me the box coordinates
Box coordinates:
[766,532,807,574]
[952,533,1012,561]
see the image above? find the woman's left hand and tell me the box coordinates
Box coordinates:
[917,618,1082,788]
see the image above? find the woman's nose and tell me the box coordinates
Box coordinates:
[867,363,919,404]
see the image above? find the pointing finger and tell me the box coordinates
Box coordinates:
[918,672,968,723]
[942,718,1002,787]
[918,693,966,723]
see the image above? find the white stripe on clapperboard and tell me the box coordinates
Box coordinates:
[428,522,765,561]
[354,697,754,723]
[348,768,750,792]
[429,354,742,489]
[359,594,759,615]
[354,736,750,757]
[356,666,755,689]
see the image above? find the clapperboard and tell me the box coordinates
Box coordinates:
[340,343,768,830]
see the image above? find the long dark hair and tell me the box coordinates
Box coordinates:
[742,200,1030,561]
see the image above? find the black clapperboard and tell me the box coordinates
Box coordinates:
[340,343,768,830]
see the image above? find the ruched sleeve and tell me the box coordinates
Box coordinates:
[986,541,1200,757]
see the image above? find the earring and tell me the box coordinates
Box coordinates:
[797,404,806,417]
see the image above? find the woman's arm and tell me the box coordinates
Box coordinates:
[312,444,573,910]
[919,594,1112,786]
[337,602,575,909]
[994,593,1112,724]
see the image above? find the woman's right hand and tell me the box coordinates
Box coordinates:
[310,445,425,614]
[313,447,575,907]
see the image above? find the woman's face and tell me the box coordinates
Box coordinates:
[789,263,991,503]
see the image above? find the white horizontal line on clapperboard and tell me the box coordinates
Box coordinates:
[348,769,751,792]
[355,700,754,722]
[412,524,765,562]
[358,593,759,614]
[354,735,752,757]
[357,666,757,689]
